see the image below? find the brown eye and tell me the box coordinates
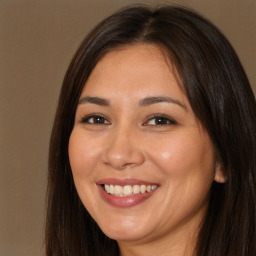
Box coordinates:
[81,115,110,125]
[145,115,177,126]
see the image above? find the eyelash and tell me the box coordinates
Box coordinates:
[143,114,177,126]
[80,114,110,125]
[79,114,177,126]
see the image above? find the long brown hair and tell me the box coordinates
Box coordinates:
[45,5,256,256]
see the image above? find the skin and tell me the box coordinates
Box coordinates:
[68,44,225,256]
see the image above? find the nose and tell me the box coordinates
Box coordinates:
[102,126,145,170]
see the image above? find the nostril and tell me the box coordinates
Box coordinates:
[101,135,145,170]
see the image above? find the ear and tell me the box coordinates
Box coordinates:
[214,162,226,183]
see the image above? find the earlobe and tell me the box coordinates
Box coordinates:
[214,162,226,183]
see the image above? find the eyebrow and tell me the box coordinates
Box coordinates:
[78,95,186,109]
[78,96,110,106]
[139,96,186,109]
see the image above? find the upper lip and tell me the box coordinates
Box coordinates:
[96,178,159,186]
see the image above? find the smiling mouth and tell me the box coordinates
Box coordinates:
[103,184,158,197]
[97,179,159,207]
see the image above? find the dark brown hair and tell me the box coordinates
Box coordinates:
[45,5,256,256]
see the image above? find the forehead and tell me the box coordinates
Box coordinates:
[98,43,173,66]
[81,44,184,99]
[90,44,176,78]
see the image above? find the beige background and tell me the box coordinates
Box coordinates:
[0,0,255,255]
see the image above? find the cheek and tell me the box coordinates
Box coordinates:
[68,130,102,215]
[68,129,102,179]
[149,131,215,179]
[150,132,215,217]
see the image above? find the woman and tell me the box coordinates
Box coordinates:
[45,5,256,256]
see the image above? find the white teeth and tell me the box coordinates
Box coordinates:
[123,185,133,195]
[103,184,158,196]
[133,185,140,194]
[140,185,146,193]
[114,185,123,195]
[109,185,114,195]
[105,184,110,193]
[151,185,157,190]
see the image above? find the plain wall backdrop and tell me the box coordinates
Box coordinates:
[0,0,255,255]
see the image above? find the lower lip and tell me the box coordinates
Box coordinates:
[98,185,157,208]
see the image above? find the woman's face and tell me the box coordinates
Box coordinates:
[69,44,224,246]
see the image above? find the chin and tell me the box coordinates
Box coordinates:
[100,222,151,242]
[105,231,146,243]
